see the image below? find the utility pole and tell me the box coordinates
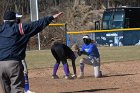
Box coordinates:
[107,0,110,8]
[30,0,41,50]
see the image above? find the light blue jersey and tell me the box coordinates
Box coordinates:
[81,43,100,58]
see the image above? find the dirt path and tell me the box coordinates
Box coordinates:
[28,61,140,93]
[1,61,140,93]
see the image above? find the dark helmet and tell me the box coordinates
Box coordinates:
[83,35,91,45]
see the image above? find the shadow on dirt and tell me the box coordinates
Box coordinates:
[79,73,136,79]
[103,73,136,78]
[60,88,119,93]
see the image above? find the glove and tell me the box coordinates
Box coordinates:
[77,51,82,56]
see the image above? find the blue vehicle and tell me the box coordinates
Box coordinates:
[95,7,140,46]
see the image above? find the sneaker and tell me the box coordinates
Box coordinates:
[77,72,84,79]
[52,75,59,79]
[25,90,36,93]
[64,75,74,80]
[63,73,72,78]
[71,74,77,78]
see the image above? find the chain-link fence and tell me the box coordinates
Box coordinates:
[67,29,140,47]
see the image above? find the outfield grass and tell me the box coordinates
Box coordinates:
[26,46,140,69]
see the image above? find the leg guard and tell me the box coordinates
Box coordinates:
[92,58,102,78]
[93,66,102,78]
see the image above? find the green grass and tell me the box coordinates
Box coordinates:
[100,46,140,62]
[26,46,140,69]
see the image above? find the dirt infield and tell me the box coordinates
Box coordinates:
[29,61,140,93]
[1,61,140,93]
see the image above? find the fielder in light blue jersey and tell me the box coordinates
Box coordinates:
[78,35,102,78]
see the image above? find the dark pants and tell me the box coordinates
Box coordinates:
[51,47,67,65]
[51,43,76,76]
[51,43,76,64]
[0,60,24,93]
[51,44,69,76]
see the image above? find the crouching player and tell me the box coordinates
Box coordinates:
[51,40,79,79]
[78,35,102,78]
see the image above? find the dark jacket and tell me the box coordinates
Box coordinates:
[0,16,54,61]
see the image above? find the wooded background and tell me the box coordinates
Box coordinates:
[1,0,140,24]
[1,0,140,49]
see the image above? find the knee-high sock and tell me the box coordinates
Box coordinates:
[63,63,69,76]
[24,73,29,92]
[53,63,59,75]
[80,63,84,73]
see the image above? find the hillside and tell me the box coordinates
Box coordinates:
[25,2,105,49]
[1,0,140,49]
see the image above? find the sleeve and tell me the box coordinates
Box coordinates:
[80,45,88,55]
[22,16,54,37]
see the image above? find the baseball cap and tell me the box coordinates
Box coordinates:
[83,35,90,39]
[4,11,16,20]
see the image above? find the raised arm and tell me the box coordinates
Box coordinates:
[22,12,63,37]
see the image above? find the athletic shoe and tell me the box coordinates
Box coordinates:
[62,73,72,78]
[25,90,36,93]
[77,72,84,79]
[52,75,59,79]
[64,75,74,80]
[71,74,77,78]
